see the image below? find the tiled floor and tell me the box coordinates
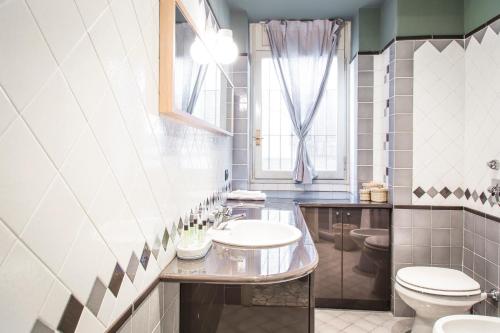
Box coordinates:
[315,309,413,333]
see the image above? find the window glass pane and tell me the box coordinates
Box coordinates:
[259,55,341,174]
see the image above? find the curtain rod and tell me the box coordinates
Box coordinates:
[259,18,345,24]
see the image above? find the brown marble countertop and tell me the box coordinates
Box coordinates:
[159,192,392,284]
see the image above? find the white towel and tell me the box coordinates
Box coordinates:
[227,190,267,201]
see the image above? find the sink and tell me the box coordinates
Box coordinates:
[433,315,500,333]
[207,220,302,248]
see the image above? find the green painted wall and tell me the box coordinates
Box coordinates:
[230,9,249,53]
[398,0,463,36]
[208,0,231,28]
[464,0,500,33]
[359,8,381,52]
[380,0,397,48]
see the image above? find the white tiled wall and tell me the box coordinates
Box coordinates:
[0,0,231,331]
[413,40,465,205]
[464,26,500,217]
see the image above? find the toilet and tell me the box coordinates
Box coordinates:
[350,228,389,274]
[395,266,486,333]
[363,235,390,298]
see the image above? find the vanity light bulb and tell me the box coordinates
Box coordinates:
[214,29,238,64]
[190,37,210,64]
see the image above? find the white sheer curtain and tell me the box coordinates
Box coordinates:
[265,19,343,183]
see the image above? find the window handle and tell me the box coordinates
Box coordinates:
[253,129,263,146]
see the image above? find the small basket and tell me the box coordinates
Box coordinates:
[371,188,388,203]
[362,181,384,190]
[359,188,371,201]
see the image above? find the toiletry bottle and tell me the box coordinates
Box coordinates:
[193,215,198,240]
[197,224,204,244]
[181,225,189,247]
[189,220,194,244]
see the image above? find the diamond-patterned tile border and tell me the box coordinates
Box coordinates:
[32,319,53,333]
[126,253,140,283]
[57,295,83,333]
[412,185,499,207]
[440,187,452,199]
[480,192,487,204]
[453,187,464,199]
[427,187,438,198]
[413,187,425,198]
[109,263,125,297]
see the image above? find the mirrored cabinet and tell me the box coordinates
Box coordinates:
[160,0,234,135]
[302,206,391,310]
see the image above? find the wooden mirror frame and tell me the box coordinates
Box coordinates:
[159,0,233,136]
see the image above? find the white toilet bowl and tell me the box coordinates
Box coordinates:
[349,228,389,273]
[395,267,486,333]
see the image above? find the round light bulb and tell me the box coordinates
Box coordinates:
[190,37,210,64]
[214,29,238,64]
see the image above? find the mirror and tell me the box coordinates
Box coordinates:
[170,3,233,133]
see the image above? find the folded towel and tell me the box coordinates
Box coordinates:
[227,190,267,201]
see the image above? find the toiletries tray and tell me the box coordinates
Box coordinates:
[176,237,212,260]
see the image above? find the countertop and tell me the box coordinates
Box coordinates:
[159,192,392,284]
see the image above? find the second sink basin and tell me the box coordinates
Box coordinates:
[208,220,302,248]
[433,315,500,333]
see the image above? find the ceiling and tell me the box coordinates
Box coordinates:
[225,0,384,22]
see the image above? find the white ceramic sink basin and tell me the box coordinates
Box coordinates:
[207,219,302,248]
[433,315,500,333]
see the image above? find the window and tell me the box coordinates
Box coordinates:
[251,23,349,181]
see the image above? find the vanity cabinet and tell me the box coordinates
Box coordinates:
[302,206,391,310]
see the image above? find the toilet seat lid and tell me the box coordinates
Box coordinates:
[364,235,389,250]
[396,267,481,296]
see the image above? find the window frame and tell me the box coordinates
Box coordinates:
[249,22,351,184]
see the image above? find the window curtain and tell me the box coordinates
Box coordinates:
[265,19,343,184]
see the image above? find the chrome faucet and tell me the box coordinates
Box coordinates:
[488,181,500,205]
[212,206,246,230]
[486,289,499,302]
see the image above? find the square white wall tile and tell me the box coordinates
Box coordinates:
[61,125,109,211]
[74,0,108,29]
[21,176,85,273]
[61,35,112,121]
[0,242,54,333]
[22,70,87,168]
[58,220,114,303]
[0,118,56,235]
[0,87,18,136]
[39,278,71,330]
[87,171,145,268]
[75,308,105,333]
[0,0,57,110]
[88,8,128,79]
[26,0,86,64]
[0,220,16,265]
[110,0,143,54]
